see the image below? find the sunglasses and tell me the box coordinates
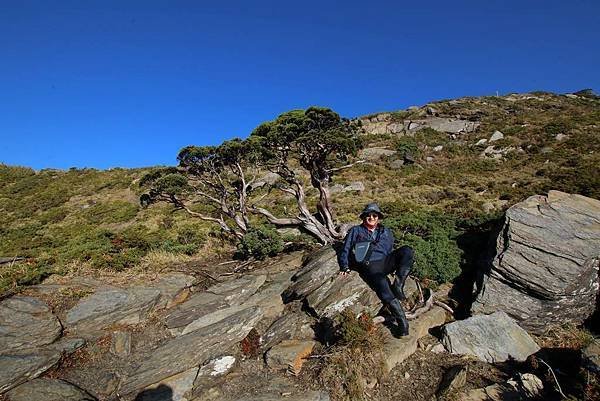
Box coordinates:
[365,213,380,219]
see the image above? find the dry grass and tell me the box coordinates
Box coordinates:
[535,323,594,350]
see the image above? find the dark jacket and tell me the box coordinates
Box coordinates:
[338,224,394,271]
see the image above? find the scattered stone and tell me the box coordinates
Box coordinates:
[481,202,495,213]
[473,191,600,332]
[197,356,236,379]
[433,145,444,152]
[137,367,198,401]
[436,365,467,401]
[555,133,568,141]
[442,311,539,363]
[459,373,543,401]
[426,156,434,162]
[266,340,316,375]
[119,306,263,396]
[489,130,504,142]
[475,138,487,146]
[0,296,62,353]
[389,159,405,169]
[110,331,132,357]
[6,378,96,401]
[66,287,161,337]
[383,306,447,372]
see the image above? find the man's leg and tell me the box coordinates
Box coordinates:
[360,261,409,337]
[390,246,414,300]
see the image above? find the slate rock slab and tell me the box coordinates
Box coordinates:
[442,311,539,363]
[136,367,198,401]
[284,246,380,318]
[166,275,266,334]
[7,378,96,401]
[66,287,161,336]
[473,191,600,333]
[265,339,316,375]
[0,296,62,353]
[0,337,85,393]
[261,311,315,350]
[119,306,263,396]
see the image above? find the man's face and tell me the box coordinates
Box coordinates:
[363,213,380,225]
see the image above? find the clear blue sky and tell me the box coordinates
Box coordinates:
[1,1,599,170]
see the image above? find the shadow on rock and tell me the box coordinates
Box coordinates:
[134,384,173,401]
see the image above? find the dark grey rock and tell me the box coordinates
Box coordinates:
[261,311,314,350]
[473,191,600,333]
[119,306,263,396]
[442,312,539,363]
[0,349,62,393]
[0,296,62,353]
[283,246,380,318]
[151,273,196,309]
[7,378,95,401]
[66,287,161,337]
[166,275,266,334]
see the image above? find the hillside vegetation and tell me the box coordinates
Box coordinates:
[1,90,598,297]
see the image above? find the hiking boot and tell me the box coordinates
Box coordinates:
[387,298,409,337]
[392,269,410,301]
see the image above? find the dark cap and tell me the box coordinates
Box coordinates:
[359,202,384,219]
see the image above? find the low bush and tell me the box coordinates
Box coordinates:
[237,225,284,260]
[385,210,462,283]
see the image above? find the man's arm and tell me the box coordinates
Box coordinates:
[337,227,356,272]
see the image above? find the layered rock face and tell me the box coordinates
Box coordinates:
[473,191,600,333]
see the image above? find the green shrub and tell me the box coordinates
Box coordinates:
[395,137,420,159]
[237,226,284,260]
[386,210,462,283]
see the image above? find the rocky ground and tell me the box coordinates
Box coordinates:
[1,190,600,401]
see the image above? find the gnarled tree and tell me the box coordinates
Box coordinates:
[250,107,363,244]
[140,138,260,239]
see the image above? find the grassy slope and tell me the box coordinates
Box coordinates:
[1,91,598,296]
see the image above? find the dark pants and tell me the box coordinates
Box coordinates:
[358,245,414,304]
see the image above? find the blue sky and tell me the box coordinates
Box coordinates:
[1,0,599,169]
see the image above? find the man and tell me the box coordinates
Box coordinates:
[337,202,414,336]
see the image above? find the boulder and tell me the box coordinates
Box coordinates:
[442,312,539,363]
[66,287,161,337]
[473,191,600,333]
[119,306,263,396]
[0,296,62,353]
[283,246,380,318]
[6,378,95,401]
[407,117,480,134]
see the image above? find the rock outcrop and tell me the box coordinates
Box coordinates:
[473,191,600,333]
